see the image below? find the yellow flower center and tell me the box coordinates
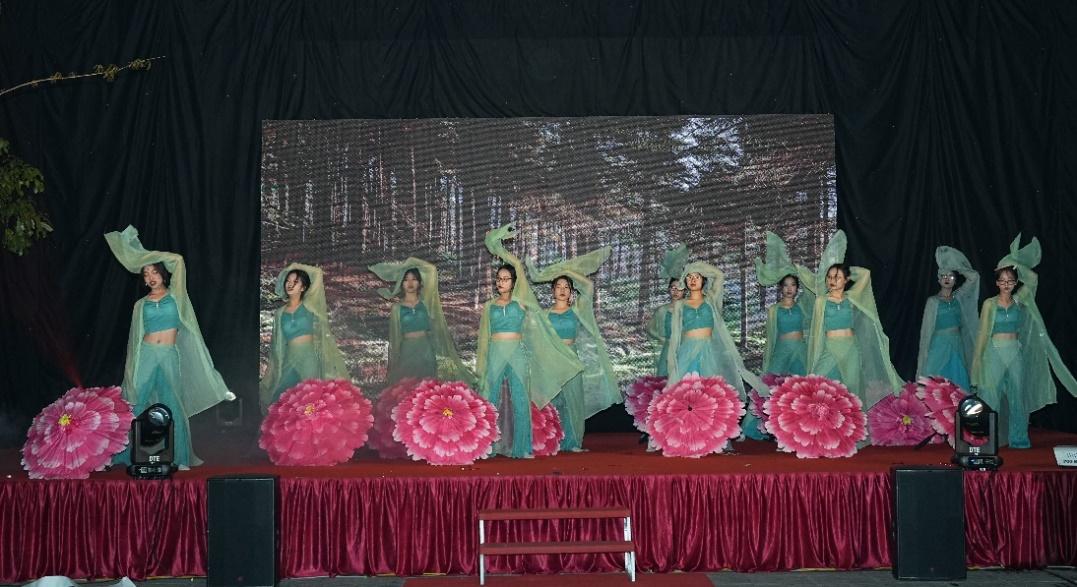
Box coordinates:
[442,407,454,418]
[304,404,316,416]
[901,415,912,426]
[58,413,72,427]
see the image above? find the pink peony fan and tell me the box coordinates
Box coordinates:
[22,386,134,479]
[623,375,666,433]
[646,373,744,458]
[392,379,500,465]
[530,402,564,457]
[764,375,867,458]
[259,379,373,466]
[867,383,935,446]
[368,378,423,459]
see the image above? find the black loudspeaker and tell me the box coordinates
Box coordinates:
[208,475,278,587]
[891,466,966,580]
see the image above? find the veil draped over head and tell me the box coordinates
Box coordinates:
[368,256,476,386]
[259,263,351,409]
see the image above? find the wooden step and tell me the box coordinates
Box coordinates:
[479,540,635,556]
[479,508,630,521]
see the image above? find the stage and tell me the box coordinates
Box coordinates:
[1,431,1075,583]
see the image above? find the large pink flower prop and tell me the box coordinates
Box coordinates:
[259,379,373,466]
[22,386,133,479]
[392,379,499,465]
[764,375,867,458]
[647,374,744,458]
[915,376,968,447]
[368,378,423,459]
[867,384,934,446]
[623,375,666,433]
[530,403,564,457]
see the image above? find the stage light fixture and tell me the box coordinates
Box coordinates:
[952,394,1002,471]
[127,403,178,479]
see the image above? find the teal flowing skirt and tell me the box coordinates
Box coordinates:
[979,338,1028,448]
[390,335,437,383]
[813,335,862,402]
[271,340,320,404]
[923,329,970,391]
[483,339,532,458]
[553,342,585,451]
[655,340,670,377]
[114,342,198,467]
[766,337,807,376]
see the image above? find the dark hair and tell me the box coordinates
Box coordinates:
[403,267,423,286]
[826,264,852,290]
[286,269,311,299]
[780,274,800,289]
[495,263,516,292]
[552,275,575,291]
[995,266,1021,292]
[142,262,171,288]
[668,277,684,289]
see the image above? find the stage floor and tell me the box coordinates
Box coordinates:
[3,429,1071,480]
[1,430,1076,583]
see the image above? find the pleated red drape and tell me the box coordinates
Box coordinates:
[1,471,1075,582]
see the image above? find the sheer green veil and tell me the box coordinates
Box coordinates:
[259,263,350,408]
[915,246,979,378]
[527,246,621,417]
[646,244,689,344]
[971,235,1077,412]
[754,231,815,372]
[478,224,583,407]
[805,230,902,406]
[104,225,232,416]
[368,257,476,386]
[667,260,765,396]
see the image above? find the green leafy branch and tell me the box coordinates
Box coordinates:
[0,56,165,98]
[0,56,164,254]
[0,139,49,255]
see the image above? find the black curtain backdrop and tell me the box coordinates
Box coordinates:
[1,0,1074,445]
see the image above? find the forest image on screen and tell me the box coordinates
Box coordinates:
[260,116,836,393]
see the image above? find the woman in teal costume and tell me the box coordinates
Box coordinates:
[259,263,350,411]
[105,226,234,468]
[368,257,475,386]
[666,261,765,394]
[804,231,902,409]
[971,236,1077,448]
[646,244,688,377]
[478,224,583,458]
[528,247,621,452]
[916,246,979,391]
[754,231,814,376]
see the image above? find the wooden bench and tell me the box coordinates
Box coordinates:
[477,507,636,585]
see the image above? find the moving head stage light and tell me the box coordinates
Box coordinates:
[127,403,178,479]
[952,394,1002,471]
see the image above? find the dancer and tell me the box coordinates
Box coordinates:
[916,246,979,390]
[259,263,350,411]
[754,231,814,376]
[666,260,764,395]
[477,224,582,458]
[369,257,475,386]
[528,246,620,451]
[645,244,688,377]
[805,231,902,408]
[971,235,1077,448]
[105,226,234,468]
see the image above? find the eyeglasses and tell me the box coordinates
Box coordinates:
[996,279,1017,286]
[496,277,514,283]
